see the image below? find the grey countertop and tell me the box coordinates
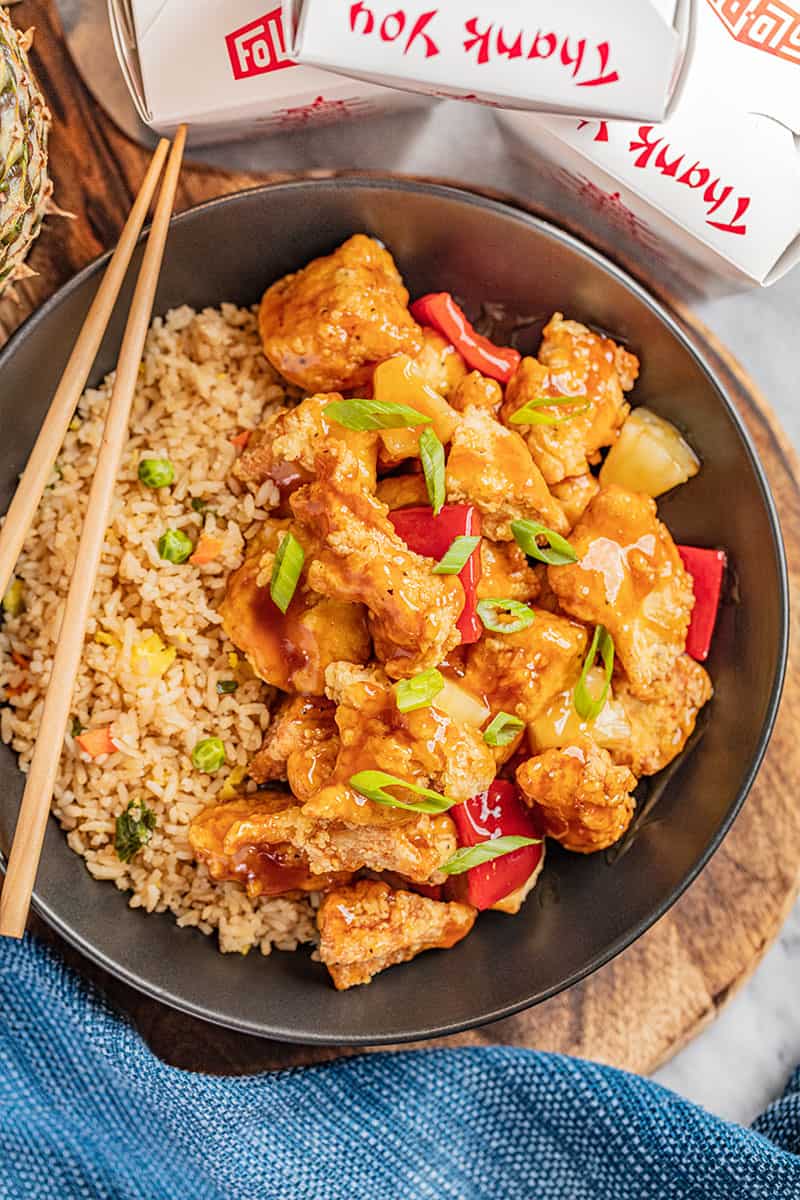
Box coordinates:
[41,15,800,1122]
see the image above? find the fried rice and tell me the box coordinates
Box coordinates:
[0,304,319,956]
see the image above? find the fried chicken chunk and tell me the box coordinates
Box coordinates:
[477,540,540,602]
[548,485,694,697]
[189,794,350,898]
[317,880,476,989]
[516,738,638,853]
[464,610,587,724]
[612,654,713,776]
[446,406,568,540]
[219,520,371,695]
[259,235,422,392]
[413,327,468,398]
[450,370,503,414]
[502,313,638,485]
[234,393,377,493]
[550,473,600,530]
[249,695,339,801]
[291,445,464,678]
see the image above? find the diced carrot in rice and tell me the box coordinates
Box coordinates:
[76,727,118,758]
[189,535,224,565]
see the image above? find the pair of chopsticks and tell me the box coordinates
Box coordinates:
[0,126,188,938]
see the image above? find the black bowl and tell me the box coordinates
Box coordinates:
[0,180,788,1043]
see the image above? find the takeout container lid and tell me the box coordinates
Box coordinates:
[497,0,800,291]
[283,0,691,122]
[108,0,423,146]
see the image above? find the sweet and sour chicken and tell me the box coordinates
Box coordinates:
[190,235,718,989]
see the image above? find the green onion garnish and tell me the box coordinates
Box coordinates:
[440,835,542,875]
[483,711,525,747]
[114,799,157,863]
[511,518,579,566]
[216,680,239,696]
[574,624,615,721]
[508,396,590,426]
[432,535,481,576]
[191,737,226,773]
[394,668,444,713]
[349,770,454,814]
[325,398,433,432]
[270,532,304,615]
[476,598,535,634]
[419,426,445,516]
[138,458,175,489]
[158,529,193,564]
[191,498,208,513]
[70,717,85,738]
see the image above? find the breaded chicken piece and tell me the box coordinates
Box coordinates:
[291,444,464,678]
[413,327,468,398]
[477,540,540,602]
[234,394,377,493]
[317,880,476,989]
[550,473,600,530]
[612,654,712,776]
[446,406,568,540]
[547,485,694,697]
[259,235,422,392]
[501,313,638,484]
[375,473,429,511]
[219,521,371,696]
[464,610,588,724]
[249,695,339,802]
[188,794,350,898]
[516,738,637,853]
[450,370,503,414]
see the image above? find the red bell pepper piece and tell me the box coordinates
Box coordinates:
[389,504,482,644]
[678,545,727,662]
[449,781,544,911]
[411,292,521,384]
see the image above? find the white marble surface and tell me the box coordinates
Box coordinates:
[50,57,800,1123]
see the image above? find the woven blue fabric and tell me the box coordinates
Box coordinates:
[1,936,799,1200]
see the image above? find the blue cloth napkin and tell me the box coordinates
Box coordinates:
[1,936,799,1200]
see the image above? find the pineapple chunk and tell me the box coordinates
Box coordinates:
[529,669,631,753]
[433,678,490,728]
[374,354,459,460]
[600,407,699,498]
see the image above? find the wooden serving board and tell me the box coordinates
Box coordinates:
[4,0,800,1075]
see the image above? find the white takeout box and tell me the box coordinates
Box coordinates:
[284,0,691,121]
[108,0,422,146]
[497,0,800,293]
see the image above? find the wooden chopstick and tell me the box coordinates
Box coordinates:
[0,126,188,939]
[0,138,171,604]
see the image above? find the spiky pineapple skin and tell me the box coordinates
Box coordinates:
[0,8,52,290]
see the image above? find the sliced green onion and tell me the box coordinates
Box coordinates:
[483,711,525,747]
[216,680,239,696]
[158,529,193,564]
[432,535,481,576]
[270,532,304,614]
[138,457,175,489]
[70,717,85,738]
[325,398,432,432]
[440,835,542,875]
[508,396,590,426]
[511,518,579,566]
[2,578,25,618]
[191,736,226,773]
[114,799,157,863]
[419,426,445,516]
[477,598,535,635]
[574,625,615,721]
[191,498,208,513]
[349,770,454,814]
[394,668,444,713]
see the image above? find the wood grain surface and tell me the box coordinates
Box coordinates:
[4,0,799,1076]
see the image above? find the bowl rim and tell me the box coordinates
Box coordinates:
[0,176,790,1043]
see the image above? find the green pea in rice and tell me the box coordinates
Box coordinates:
[0,304,318,955]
